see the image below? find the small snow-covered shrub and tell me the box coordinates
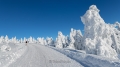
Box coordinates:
[0,45,11,52]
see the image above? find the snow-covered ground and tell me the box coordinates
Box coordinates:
[50,46,120,67]
[1,43,120,67]
[0,43,26,67]
[8,44,82,67]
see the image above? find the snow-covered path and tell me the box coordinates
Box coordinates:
[9,44,83,67]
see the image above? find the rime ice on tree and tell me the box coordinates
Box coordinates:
[81,5,118,59]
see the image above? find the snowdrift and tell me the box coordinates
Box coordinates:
[0,43,26,67]
[50,46,120,67]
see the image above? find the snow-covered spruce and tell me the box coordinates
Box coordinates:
[81,5,120,59]
[68,28,83,50]
[54,29,83,49]
[55,31,67,48]
[46,37,54,46]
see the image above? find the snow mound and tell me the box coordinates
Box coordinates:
[0,43,26,67]
[0,45,11,52]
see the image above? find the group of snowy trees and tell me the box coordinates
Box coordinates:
[54,5,120,59]
[0,28,83,50]
[55,29,83,49]
[0,35,19,43]
[0,36,53,45]
[51,5,120,59]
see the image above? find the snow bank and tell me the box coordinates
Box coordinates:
[0,43,26,67]
[50,47,120,67]
[0,45,11,52]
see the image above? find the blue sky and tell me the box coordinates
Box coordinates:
[0,0,120,39]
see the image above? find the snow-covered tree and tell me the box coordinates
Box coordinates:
[28,36,33,43]
[111,22,120,54]
[46,37,54,46]
[115,22,120,31]
[0,37,2,43]
[74,29,83,50]
[64,35,70,48]
[68,29,75,49]
[37,37,46,45]
[32,37,36,43]
[20,38,23,43]
[0,36,4,43]
[81,5,118,59]
[5,35,9,43]
[55,31,66,48]
[68,28,83,49]
[24,37,27,43]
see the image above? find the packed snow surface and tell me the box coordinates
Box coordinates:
[9,44,82,67]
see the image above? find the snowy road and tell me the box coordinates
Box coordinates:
[9,44,83,67]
